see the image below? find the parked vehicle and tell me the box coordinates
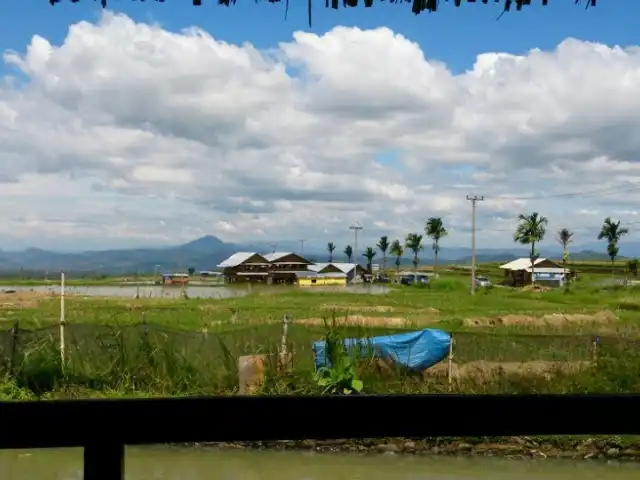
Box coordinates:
[400,273,429,286]
[475,275,492,288]
[374,274,391,283]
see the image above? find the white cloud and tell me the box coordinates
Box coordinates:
[2,12,640,252]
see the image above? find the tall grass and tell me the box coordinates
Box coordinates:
[2,272,640,399]
[1,319,639,399]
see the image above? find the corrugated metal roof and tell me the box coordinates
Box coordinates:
[332,263,358,274]
[308,263,328,272]
[217,252,266,268]
[309,262,357,274]
[500,258,552,270]
[293,271,318,278]
[263,252,293,262]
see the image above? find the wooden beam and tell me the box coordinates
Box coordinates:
[1,394,638,450]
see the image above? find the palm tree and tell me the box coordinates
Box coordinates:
[513,212,548,284]
[598,217,629,277]
[327,241,336,262]
[343,245,353,263]
[556,228,574,283]
[425,217,447,276]
[376,236,390,273]
[362,247,377,273]
[405,233,423,271]
[390,240,403,275]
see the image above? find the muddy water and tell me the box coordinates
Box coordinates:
[1,448,639,480]
[0,284,390,299]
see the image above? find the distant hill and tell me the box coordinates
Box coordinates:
[569,249,617,261]
[0,235,241,276]
[0,236,636,276]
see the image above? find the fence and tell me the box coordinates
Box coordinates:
[1,318,638,394]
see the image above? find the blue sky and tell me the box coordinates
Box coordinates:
[2,1,640,252]
[2,1,637,74]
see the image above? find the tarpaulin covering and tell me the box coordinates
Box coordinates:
[312,328,451,372]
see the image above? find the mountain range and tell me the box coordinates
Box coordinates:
[0,235,638,276]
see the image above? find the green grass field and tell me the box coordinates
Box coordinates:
[1,262,639,399]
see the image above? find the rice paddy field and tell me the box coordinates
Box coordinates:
[0,261,639,399]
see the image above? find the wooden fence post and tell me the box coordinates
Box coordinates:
[7,320,20,378]
[142,313,149,343]
[280,315,289,356]
[60,272,66,368]
[448,335,454,389]
[591,335,600,366]
[278,314,293,374]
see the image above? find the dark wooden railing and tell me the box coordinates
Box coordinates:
[1,394,639,480]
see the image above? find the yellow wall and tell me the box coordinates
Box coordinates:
[298,277,347,286]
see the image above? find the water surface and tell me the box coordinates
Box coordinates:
[1,284,390,299]
[1,448,639,480]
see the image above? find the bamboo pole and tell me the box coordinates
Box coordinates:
[60,272,66,367]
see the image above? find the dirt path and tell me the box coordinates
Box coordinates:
[298,315,409,327]
[463,310,617,328]
[424,360,592,379]
[0,291,60,309]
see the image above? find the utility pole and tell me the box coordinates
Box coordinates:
[466,195,484,295]
[349,223,363,264]
[299,239,305,255]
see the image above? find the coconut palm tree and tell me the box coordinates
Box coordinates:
[376,236,390,273]
[362,247,377,273]
[513,212,548,284]
[390,239,403,274]
[327,241,336,262]
[556,228,574,282]
[598,217,629,277]
[425,217,447,276]
[405,233,423,271]
[343,245,353,263]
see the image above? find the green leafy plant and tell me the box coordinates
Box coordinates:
[313,317,364,395]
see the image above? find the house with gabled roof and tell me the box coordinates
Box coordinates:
[217,252,271,284]
[308,262,367,283]
[499,257,570,286]
[263,252,314,284]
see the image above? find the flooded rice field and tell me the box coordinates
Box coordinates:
[0,284,391,299]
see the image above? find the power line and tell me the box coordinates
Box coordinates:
[485,181,640,201]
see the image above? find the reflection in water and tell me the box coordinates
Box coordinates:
[1,284,390,300]
[1,447,639,480]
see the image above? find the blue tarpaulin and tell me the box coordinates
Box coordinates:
[312,328,451,372]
